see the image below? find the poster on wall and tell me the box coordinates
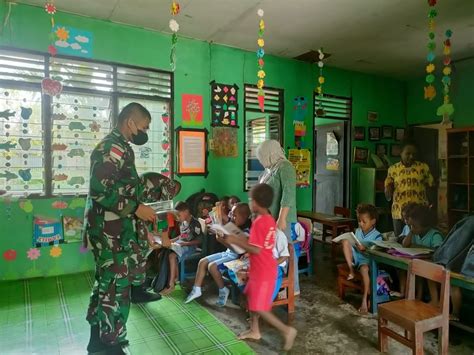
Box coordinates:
[53,25,93,58]
[210,127,238,157]
[33,216,64,247]
[62,216,84,243]
[176,127,208,176]
[210,81,239,127]
[326,132,339,156]
[182,94,203,127]
[288,149,311,188]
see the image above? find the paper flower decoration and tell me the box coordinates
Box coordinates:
[256,48,265,58]
[48,45,57,56]
[44,2,56,15]
[169,19,179,33]
[55,27,69,41]
[256,8,266,112]
[424,0,437,100]
[257,70,266,79]
[257,79,264,89]
[424,85,436,100]
[258,58,264,67]
[257,38,265,47]
[316,48,326,103]
[257,9,264,17]
[50,246,62,258]
[27,248,41,261]
[442,67,451,75]
[426,63,435,73]
[438,29,454,122]
[3,249,17,261]
[171,1,180,15]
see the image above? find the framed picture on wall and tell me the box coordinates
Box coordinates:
[395,128,405,141]
[382,126,393,139]
[353,126,365,141]
[391,144,402,157]
[176,127,209,176]
[368,127,381,141]
[376,143,387,157]
[367,111,379,122]
[353,147,369,164]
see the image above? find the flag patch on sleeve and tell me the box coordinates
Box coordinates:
[110,144,124,161]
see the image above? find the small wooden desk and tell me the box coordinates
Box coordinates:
[297,211,356,257]
[367,249,474,315]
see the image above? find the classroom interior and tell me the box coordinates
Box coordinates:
[0,1,474,354]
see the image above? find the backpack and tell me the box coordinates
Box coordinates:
[185,190,219,218]
[433,216,474,274]
[150,248,173,293]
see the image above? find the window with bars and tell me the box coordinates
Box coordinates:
[314,93,352,120]
[243,85,283,191]
[0,48,173,196]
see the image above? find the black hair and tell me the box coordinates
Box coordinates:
[250,183,274,209]
[175,201,190,212]
[234,202,251,220]
[229,195,241,203]
[401,202,419,218]
[117,102,151,125]
[409,204,434,228]
[356,203,378,221]
[401,140,418,151]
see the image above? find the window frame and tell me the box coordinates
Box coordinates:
[0,46,174,198]
[243,84,284,192]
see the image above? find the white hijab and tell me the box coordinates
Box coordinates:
[257,140,287,183]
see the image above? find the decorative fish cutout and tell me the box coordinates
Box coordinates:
[0,109,15,120]
[0,141,17,151]
[20,107,32,120]
[0,170,18,181]
[68,122,86,131]
[18,138,32,151]
[53,173,68,181]
[18,169,32,182]
[52,143,67,151]
[89,121,101,132]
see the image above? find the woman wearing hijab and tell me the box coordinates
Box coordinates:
[256,140,300,294]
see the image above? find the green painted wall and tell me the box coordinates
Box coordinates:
[406,57,474,127]
[0,4,405,280]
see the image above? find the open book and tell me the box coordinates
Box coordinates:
[389,247,433,257]
[144,200,177,216]
[152,235,184,257]
[332,232,362,247]
[210,222,249,254]
[371,240,403,249]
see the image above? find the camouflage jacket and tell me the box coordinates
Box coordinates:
[83,128,144,244]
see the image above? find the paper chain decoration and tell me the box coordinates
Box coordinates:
[257,9,265,112]
[169,1,180,71]
[316,48,325,116]
[45,1,57,56]
[424,0,437,101]
[437,29,454,124]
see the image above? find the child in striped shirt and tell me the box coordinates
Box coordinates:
[342,204,382,314]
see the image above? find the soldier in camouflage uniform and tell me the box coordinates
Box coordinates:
[84,103,159,354]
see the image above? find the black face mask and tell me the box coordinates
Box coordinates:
[130,129,149,145]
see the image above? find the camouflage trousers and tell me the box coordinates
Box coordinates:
[86,232,149,345]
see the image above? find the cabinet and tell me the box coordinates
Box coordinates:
[447,128,474,228]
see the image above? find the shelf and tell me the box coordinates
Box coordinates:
[448,155,469,159]
[449,209,469,213]
[449,182,469,186]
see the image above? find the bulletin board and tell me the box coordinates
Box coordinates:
[176,127,208,176]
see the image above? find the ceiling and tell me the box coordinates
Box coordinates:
[14,0,474,78]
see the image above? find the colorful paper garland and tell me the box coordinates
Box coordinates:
[257,9,265,112]
[424,0,437,101]
[45,2,57,56]
[437,29,454,123]
[316,48,326,116]
[169,1,180,71]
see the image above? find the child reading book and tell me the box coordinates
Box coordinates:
[162,201,202,295]
[225,184,297,351]
[341,204,382,314]
[184,202,252,306]
[402,204,443,306]
[397,202,418,243]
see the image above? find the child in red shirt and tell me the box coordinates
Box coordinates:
[225,183,297,351]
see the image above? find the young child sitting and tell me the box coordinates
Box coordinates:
[402,204,443,306]
[341,203,382,314]
[162,201,202,295]
[225,183,297,351]
[185,202,252,306]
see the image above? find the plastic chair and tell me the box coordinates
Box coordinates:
[378,259,450,355]
[297,217,314,276]
[179,218,208,282]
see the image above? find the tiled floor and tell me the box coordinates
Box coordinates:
[0,273,254,354]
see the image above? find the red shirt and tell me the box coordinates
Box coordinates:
[248,214,277,282]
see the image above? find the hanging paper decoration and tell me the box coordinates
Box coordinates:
[424,0,437,101]
[169,1,180,71]
[50,245,62,258]
[2,249,17,261]
[256,9,265,112]
[210,81,239,127]
[45,2,57,56]
[437,29,454,124]
[27,248,41,261]
[315,48,326,117]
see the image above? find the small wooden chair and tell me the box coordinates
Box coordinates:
[272,243,295,323]
[323,206,351,242]
[337,263,364,300]
[378,259,450,355]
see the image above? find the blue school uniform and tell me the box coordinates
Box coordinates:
[412,228,443,249]
[352,227,382,267]
[400,224,411,237]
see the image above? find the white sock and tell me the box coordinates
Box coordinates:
[194,286,202,293]
[219,287,227,294]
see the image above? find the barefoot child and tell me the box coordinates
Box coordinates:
[225,183,297,351]
[163,201,202,294]
[341,204,382,314]
[185,202,252,306]
[402,204,443,306]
